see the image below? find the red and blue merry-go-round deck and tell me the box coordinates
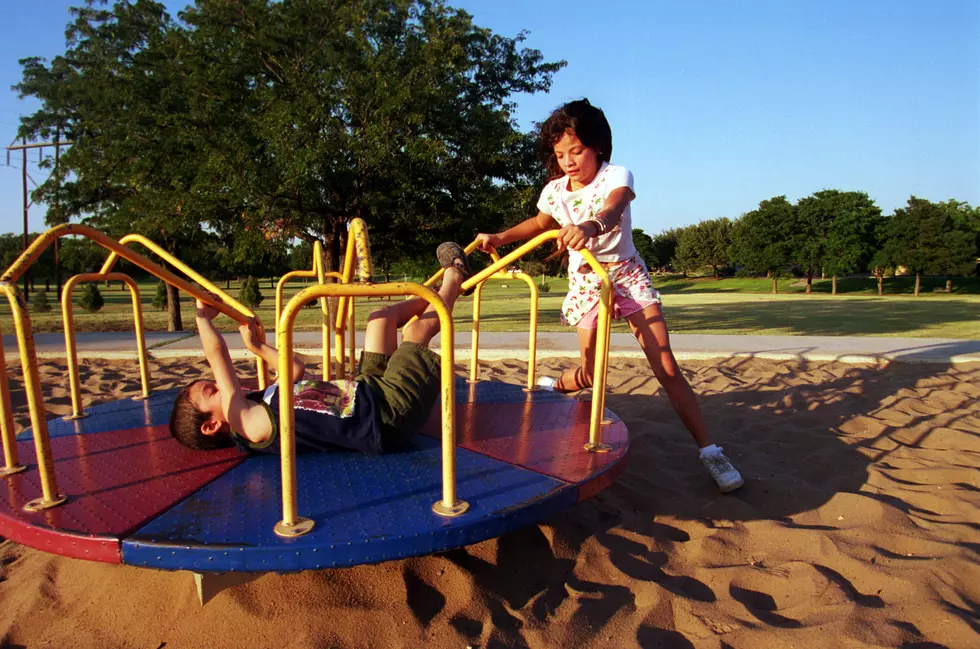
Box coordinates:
[0,378,629,572]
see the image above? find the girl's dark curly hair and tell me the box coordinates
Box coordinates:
[537,99,612,180]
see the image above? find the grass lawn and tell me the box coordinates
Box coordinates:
[1,275,978,339]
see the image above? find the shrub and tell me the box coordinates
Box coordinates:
[31,291,52,313]
[152,281,168,311]
[239,276,264,309]
[79,284,104,312]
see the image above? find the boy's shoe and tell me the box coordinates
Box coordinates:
[437,242,476,296]
[700,447,744,493]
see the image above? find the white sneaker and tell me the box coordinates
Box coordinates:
[701,449,744,493]
[536,376,558,391]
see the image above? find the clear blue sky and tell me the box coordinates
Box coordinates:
[1,0,977,238]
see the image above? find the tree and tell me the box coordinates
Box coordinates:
[239,277,264,310]
[647,229,681,272]
[793,194,830,294]
[729,197,795,293]
[632,228,658,271]
[78,283,104,312]
[152,280,168,311]
[884,197,974,296]
[18,1,562,330]
[674,218,732,279]
[822,191,881,295]
[670,225,700,276]
[31,291,52,313]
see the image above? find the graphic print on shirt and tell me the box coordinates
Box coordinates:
[292,379,359,418]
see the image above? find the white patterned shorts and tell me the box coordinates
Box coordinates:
[562,256,661,329]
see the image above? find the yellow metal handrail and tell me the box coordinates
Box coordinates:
[0,321,24,478]
[334,218,373,377]
[101,233,270,389]
[423,232,613,451]
[470,268,539,390]
[62,273,151,420]
[274,281,467,538]
[274,241,343,379]
[0,223,264,512]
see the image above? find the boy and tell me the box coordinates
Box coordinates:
[169,243,473,454]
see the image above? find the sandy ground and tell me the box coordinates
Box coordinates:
[0,356,978,649]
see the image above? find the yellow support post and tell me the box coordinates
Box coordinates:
[0,326,25,478]
[335,218,373,378]
[62,273,151,420]
[468,269,538,390]
[469,282,483,383]
[0,283,66,510]
[276,281,467,537]
[348,297,356,376]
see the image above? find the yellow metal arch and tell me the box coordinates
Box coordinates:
[62,272,151,420]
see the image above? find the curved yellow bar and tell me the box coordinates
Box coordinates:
[275,270,317,339]
[100,233,270,389]
[469,269,539,390]
[276,281,466,537]
[62,273,151,419]
[0,321,25,478]
[0,283,66,510]
[335,218,373,375]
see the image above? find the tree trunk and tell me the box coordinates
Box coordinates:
[806,271,812,294]
[712,265,719,280]
[45,278,50,292]
[945,279,952,293]
[771,276,777,294]
[166,283,183,331]
[877,274,883,296]
[832,275,837,296]
[914,272,921,297]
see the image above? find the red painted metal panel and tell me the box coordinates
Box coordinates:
[422,398,628,486]
[0,425,243,563]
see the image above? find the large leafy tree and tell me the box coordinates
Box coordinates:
[821,191,881,294]
[883,197,975,296]
[647,228,681,273]
[796,190,881,295]
[729,196,795,294]
[673,217,732,279]
[17,0,563,329]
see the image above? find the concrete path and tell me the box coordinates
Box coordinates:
[5,330,978,364]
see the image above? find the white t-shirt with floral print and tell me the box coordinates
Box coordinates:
[536,162,637,273]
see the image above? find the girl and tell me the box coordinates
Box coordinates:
[475,99,743,492]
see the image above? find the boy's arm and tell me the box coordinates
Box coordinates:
[196,301,270,442]
[239,319,306,383]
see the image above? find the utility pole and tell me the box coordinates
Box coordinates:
[5,137,73,299]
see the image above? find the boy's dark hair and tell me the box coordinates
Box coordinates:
[538,98,613,180]
[169,380,235,451]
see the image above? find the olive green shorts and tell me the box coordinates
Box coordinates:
[357,341,441,451]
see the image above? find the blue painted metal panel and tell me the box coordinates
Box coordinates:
[33,389,180,439]
[122,435,576,572]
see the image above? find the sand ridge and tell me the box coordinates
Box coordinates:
[1,356,978,648]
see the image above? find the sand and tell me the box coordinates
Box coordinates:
[0,355,978,649]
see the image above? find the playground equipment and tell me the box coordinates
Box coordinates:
[0,221,628,604]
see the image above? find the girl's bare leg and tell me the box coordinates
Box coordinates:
[626,303,711,448]
[554,326,598,392]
